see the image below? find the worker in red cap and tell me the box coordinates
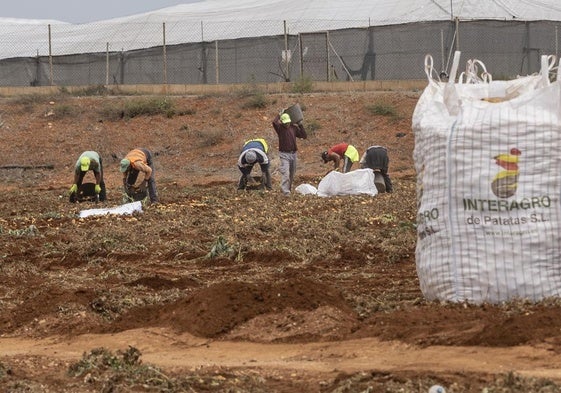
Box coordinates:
[321,143,359,173]
[237,138,272,190]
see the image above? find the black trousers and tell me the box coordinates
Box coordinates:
[362,147,393,193]
[238,163,272,190]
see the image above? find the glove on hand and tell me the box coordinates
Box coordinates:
[94,184,101,194]
[69,184,78,194]
[138,180,148,193]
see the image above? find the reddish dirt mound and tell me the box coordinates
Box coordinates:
[113,278,355,338]
[127,275,200,290]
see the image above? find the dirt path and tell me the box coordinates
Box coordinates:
[3,329,561,381]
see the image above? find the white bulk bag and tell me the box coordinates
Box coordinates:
[317,169,378,197]
[413,52,561,303]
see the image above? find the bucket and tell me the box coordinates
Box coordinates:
[126,188,148,202]
[70,182,98,203]
[373,170,386,193]
[284,103,303,123]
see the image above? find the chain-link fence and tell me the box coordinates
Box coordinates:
[0,19,559,87]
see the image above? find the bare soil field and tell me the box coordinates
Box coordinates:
[2,90,561,392]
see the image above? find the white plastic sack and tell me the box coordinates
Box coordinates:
[413,52,561,303]
[295,183,318,195]
[317,169,378,197]
[79,201,143,218]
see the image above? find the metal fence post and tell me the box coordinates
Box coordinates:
[48,24,53,86]
[455,17,460,51]
[284,20,289,81]
[326,31,330,81]
[440,29,445,72]
[119,50,125,85]
[200,21,208,84]
[298,33,303,80]
[163,22,168,87]
[215,40,219,84]
[105,43,109,86]
[555,26,559,59]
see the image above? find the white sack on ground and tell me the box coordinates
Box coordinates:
[79,201,143,218]
[295,183,318,195]
[413,52,561,304]
[317,169,378,197]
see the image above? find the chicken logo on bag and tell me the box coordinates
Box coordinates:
[491,148,521,198]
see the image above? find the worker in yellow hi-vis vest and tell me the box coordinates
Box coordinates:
[237,138,272,191]
[321,142,359,173]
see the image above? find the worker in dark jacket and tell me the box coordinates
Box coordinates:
[359,145,393,193]
[272,111,307,195]
[119,148,159,203]
[237,138,272,190]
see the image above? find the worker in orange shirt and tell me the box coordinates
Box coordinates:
[119,148,159,203]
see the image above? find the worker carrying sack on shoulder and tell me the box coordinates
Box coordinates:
[413,51,561,304]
